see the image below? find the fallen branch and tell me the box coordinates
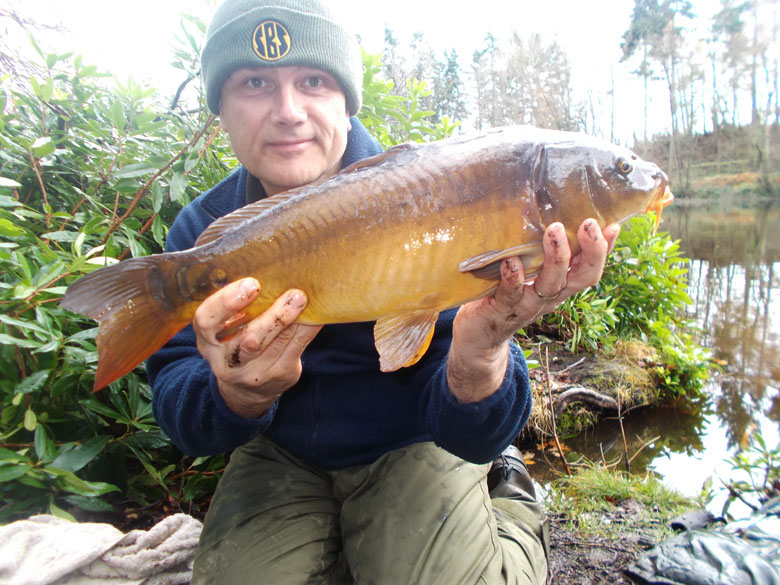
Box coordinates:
[554,386,620,418]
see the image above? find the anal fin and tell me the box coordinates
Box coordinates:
[374,308,439,372]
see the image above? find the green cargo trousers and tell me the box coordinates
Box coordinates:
[192,436,549,585]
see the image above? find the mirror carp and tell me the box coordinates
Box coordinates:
[61,125,674,390]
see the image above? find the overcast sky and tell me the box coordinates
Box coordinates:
[4,0,726,142]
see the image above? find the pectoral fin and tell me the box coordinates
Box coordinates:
[374,308,439,372]
[460,242,546,280]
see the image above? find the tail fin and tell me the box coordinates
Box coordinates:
[61,256,191,390]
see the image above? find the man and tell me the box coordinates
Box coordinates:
[147,1,620,583]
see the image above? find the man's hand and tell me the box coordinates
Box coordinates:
[193,277,322,419]
[447,218,620,404]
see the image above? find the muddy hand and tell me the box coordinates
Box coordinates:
[193,277,322,418]
[447,219,618,404]
[516,218,620,330]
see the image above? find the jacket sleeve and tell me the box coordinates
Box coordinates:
[416,310,532,464]
[146,196,273,456]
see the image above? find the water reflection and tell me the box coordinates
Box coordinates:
[553,199,780,500]
[530,406,707,484]
[668,200,780,443]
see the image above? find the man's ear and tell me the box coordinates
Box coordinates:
[345,109,352,132]
[216,99,227,131]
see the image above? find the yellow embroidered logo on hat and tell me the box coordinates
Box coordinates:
[252,20,291,61]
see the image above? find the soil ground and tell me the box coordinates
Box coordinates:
[547,506,654,585]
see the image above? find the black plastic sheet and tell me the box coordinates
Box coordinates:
[625,498,780,585]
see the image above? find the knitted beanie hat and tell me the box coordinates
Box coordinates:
[201,0,363,116]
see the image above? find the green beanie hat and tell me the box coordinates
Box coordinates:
[201,0,363,116]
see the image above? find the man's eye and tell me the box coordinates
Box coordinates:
[304,76,324,87]
[246,77,267,88]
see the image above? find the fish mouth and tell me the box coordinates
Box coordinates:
[645,185,674,232]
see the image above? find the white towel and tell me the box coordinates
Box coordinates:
[0,513,202,585]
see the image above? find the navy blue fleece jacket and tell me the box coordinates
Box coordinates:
[147,118,532,468]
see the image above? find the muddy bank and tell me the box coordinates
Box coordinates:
[548,502,655,585]
[523,341,663,439]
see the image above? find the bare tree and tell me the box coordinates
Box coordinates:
[622,0,695,186]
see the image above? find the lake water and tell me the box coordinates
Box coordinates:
[549,198,780,513]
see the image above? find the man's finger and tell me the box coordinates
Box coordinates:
[604,223,621,254]
[268,324,324,370]
[491,256,526,310]
[568,219,611,287]
[229,289,308,366]
[530,222,571,300]
[194,277,260,338]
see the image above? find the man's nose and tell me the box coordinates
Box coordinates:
[272,85,306,124]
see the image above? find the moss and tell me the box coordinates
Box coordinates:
[557,406,599,434]
[527,340,665,438]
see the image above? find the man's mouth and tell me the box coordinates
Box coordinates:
[267,139,313,153]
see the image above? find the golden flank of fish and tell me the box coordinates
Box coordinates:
[61,125,674,390]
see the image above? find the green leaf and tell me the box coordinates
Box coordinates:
[0,465,29,483]
[18,472,48,490]
[64,494,115,512]
[0,333,42,349]
[48,497,77,522]
[151,181,164,213]
[110,100,125,132]
[34,425,56,461]
[0,314,50,335]
[0,218,25,238]
[41,230,79,242]
[23,408,37,431]
[0,447,29,462]
[31,137,55,157]
[126,444,170,491]
[169,172,187,204]
[114,162,155,179]
[0,178,22,190]
[16,370,51,394]
[112,177,142,193]
[34,339,62,354]
[49,435,109,473]
[45,466,119,496]
[35,77,54,102]
[81,398,121,419]
[151,214,166,246]
[184,154,199,173]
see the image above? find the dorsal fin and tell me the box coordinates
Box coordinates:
[194,144,415,248]
[195,192,299,247]
[339,142,415,174]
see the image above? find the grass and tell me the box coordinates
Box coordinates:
[545,464,701,539]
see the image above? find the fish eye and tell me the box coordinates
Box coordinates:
[617,159,633,174]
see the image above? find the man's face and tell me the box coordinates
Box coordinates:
[219,66,352,197]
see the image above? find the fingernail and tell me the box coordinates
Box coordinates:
[286,290,307,309]
[239,278,259,297]
[584,219,598,241]
[504,257,521,273]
